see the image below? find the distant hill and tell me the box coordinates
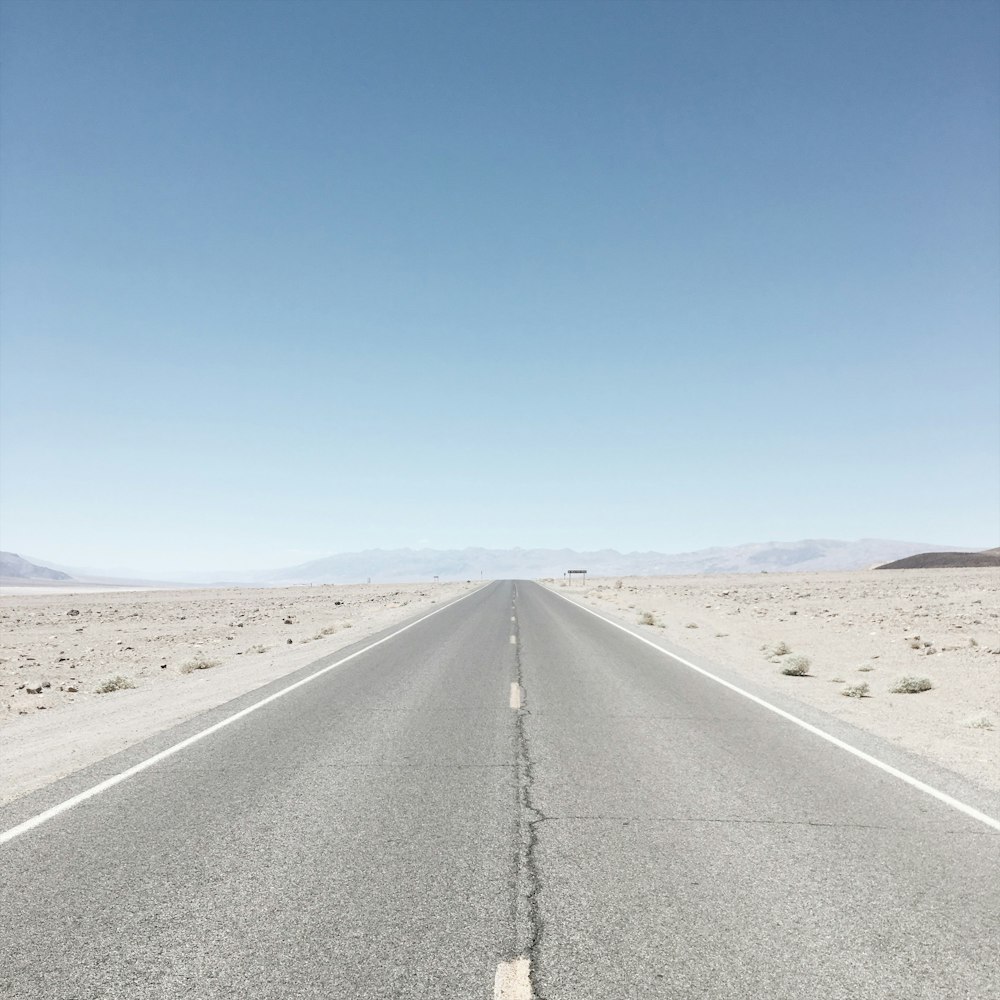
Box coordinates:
[875,548,1000,570]
[0,552,73,582]
[263,539,973,584]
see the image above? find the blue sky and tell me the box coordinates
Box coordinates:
[1,0,997,574]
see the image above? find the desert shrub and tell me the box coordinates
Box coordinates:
[772,640,791,656]
[857,665,874,672]
[781,656,809,677]
[890,676,933,694]
[964,714,994,730]
[841,682,870,698]
[96,675,135,694]
[181,655,220,675]
[781,655,811,676]
[639,611,656,626]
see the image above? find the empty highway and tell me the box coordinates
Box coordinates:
[1,581,998,998]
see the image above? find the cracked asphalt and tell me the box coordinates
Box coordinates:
[1,580,998,998]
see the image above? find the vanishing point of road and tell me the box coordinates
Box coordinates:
[2,581,998,998]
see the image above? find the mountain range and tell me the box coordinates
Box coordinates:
[2,538,980,585]
[255,539,978,583]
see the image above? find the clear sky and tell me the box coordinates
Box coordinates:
[1,0,997,574]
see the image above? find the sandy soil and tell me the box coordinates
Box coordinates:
[546,568,999,791]
[0,581,479,804]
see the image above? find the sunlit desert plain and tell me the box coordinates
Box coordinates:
[2,568,997,806]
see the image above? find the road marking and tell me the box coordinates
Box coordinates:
[510,683,522,709]
[551,589,1000,833]
[494,957,532,999]
[0,587,485,847]
[510,635,517,644]
[511,616,516,621]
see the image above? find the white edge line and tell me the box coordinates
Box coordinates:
[550,588,1000,832]
[1,586,486,846]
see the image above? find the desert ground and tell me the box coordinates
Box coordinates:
[546,568,999,790]
[2,569,997,807]
[0,580,479,804]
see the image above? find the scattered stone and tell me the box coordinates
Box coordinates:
[25,685,43,695]
[286,638,293,644]
[66,609,80,616]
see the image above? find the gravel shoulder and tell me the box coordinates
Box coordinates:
[544,568,999,791]
[0,581,479,804]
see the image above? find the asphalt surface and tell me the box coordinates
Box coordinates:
[1,580,998,998]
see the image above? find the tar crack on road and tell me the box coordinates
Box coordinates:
[509,590,547,999]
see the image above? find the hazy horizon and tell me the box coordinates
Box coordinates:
[2,1,997,573]
[5,536,992,582]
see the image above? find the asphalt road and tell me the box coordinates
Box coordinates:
[1,580,998,998]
